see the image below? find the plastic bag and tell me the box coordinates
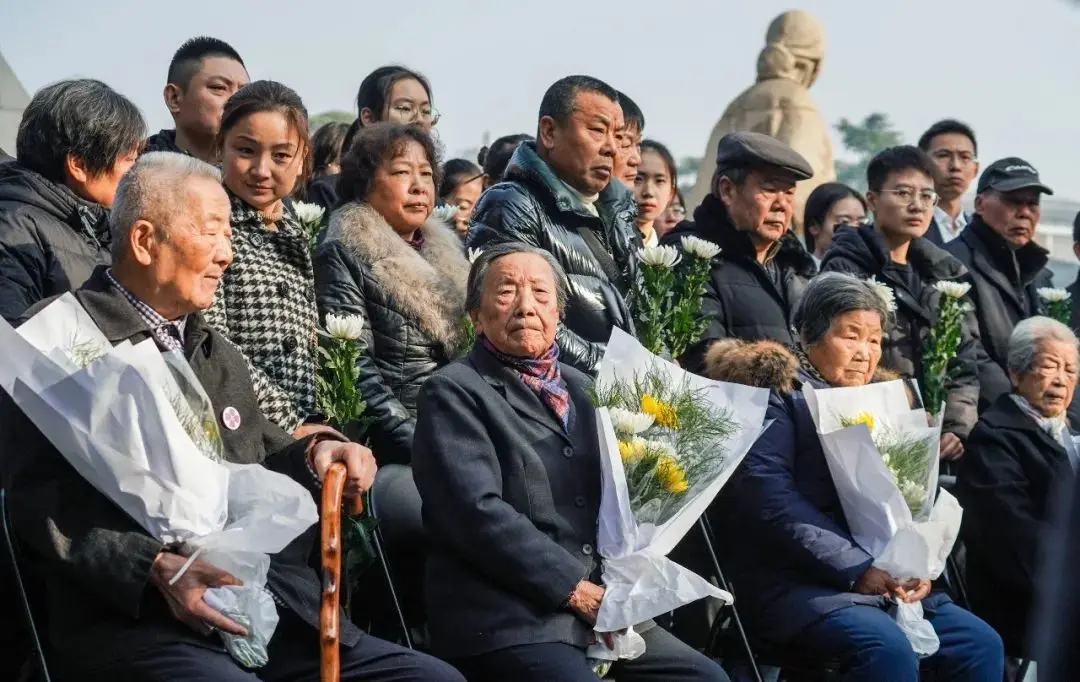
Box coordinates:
[892,601,940,657]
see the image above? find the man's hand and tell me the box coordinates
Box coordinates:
[940,433,965,460]
[899,578,932,603]
[293,422,345,440]
[567,580,605,625]
[853,566,902,598]
[310,440,377,497]
[150,552,247,636]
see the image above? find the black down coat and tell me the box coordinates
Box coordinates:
[660,193,817,375]
[821,224,983,438]
[314,203,471,464]
[467,141,640,375]
[0,161,111,323]
[945,215,1052,410]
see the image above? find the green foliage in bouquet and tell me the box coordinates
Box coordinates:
[921,281,971,415]
[839,412,933,515]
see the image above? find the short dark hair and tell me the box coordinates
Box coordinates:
[917,119,978,155]
[538,75,618,127]
[311,121,350,177]
[16,78,146,185]
[356,65,432,124]
[439,158,483,200]
[640,139,677,185]
[167,37,245,90]
[803,182,867,252]
[1072,210,1080,244]
[616,91,645,133]
[866,145,940,193]
[217,80,311,185]
[338,123,442,206]
[478,133,532,183]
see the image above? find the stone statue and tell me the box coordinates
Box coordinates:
[687,10,836,235]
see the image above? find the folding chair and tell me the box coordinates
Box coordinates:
[1,488,50,682]
[364,465,414,649]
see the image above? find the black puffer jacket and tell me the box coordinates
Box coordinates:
[821,224,982,438]
[314,203,471,464]
[0,162,110,322]
[467,142,640,375]
[661,194,817,374]
[945,216,1052,409]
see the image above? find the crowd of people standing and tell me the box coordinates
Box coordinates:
[0,32,1076,682]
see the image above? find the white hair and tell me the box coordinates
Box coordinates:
[1007,316,1080,375]
[109,151,223,262]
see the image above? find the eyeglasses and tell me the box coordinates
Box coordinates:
[930,150,978,167]
[389,102,441,126]
[880,187,939,208]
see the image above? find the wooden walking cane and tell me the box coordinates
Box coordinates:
[321,461,364,682]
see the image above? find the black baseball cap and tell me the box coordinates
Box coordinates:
[976,157,1053,195]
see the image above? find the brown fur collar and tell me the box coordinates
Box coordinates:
[704,338,902,393]
[327,202,470,351]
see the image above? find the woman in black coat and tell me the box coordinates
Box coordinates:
[314,123,470,465]
[956,316,1079,657]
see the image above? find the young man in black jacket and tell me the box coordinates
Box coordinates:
[661,131,816,374]
[945,157,1054,409]
[821,146,983,458]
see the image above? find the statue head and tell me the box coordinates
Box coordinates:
[756,10,826,88]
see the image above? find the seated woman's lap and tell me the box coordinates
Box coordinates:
[452,626,729,682]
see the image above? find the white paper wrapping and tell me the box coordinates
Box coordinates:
[588,329,770,662]
[803,380,963,656]
[0,294,318,667]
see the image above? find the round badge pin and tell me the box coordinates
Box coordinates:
[222,406,242,431]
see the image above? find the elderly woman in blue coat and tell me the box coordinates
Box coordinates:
[707,272,1003,681]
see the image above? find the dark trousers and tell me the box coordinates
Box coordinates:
[58,610,464,682]
[795,601,1004,681]
[451,625,730,682]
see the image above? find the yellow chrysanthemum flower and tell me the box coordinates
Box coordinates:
[847,412,875,432]
[655,456,689,494]
[640,394,679,429]
[618,438,645,464]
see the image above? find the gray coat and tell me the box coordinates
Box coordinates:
[0,267,361,672]
[412,344,602,658]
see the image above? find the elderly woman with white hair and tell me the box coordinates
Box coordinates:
[957,316,1079,660]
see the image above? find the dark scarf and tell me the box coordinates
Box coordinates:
[407,231,426,252]
[481,335,570,431]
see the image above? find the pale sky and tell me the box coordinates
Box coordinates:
[3,0,1079,198]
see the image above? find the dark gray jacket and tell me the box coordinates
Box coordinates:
[412,344,601,658]
[0,267,361,671]
[467,142,640,375]
[0,161,110,323]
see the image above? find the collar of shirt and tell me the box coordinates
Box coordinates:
[104,268,188,352]
[934,207,969,242]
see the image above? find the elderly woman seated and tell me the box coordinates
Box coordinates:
[412,242,730,682]
[956,316,1079,659]
[707,272,1003,681]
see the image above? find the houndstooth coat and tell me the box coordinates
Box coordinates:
[203,193,317,431]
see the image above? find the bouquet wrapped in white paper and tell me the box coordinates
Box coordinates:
[588,328,770,662]
[0,294,318,668]
[802,379,963,656]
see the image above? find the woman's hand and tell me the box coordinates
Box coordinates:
[567,580,606,625]
[899,578,932,603]
[309,440,377,497]
[940,433,965,460]
[853,566,901,597]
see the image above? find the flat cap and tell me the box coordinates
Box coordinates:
[715,131,814,180]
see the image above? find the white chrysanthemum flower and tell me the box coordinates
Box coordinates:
[638,245,681,268]
[293,201,325,226]
[609,407,655,435]
[932,281,972,299]
[900,480,927,510]
[432,204,458,224]
[866,276,897,312]
[467,247,483,264]
[325,313,364,341]
[680,235,722,260]
[1037,287,1072,303]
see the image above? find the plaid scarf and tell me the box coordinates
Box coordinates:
[481,335,570,432]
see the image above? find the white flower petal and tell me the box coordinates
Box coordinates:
[467,247,483,264]
[609,407,655,435]
[932,280,972,299]
[680,235,721,260]
[432,204,458,225]
[866,276,897,312]
[293,201,325,225]
[1037,287,1071,303]
[637,245,681,268]
[325,313,364,340]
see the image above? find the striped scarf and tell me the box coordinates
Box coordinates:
[481,335,569,431]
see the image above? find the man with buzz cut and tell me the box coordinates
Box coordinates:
[143,37,250,163]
